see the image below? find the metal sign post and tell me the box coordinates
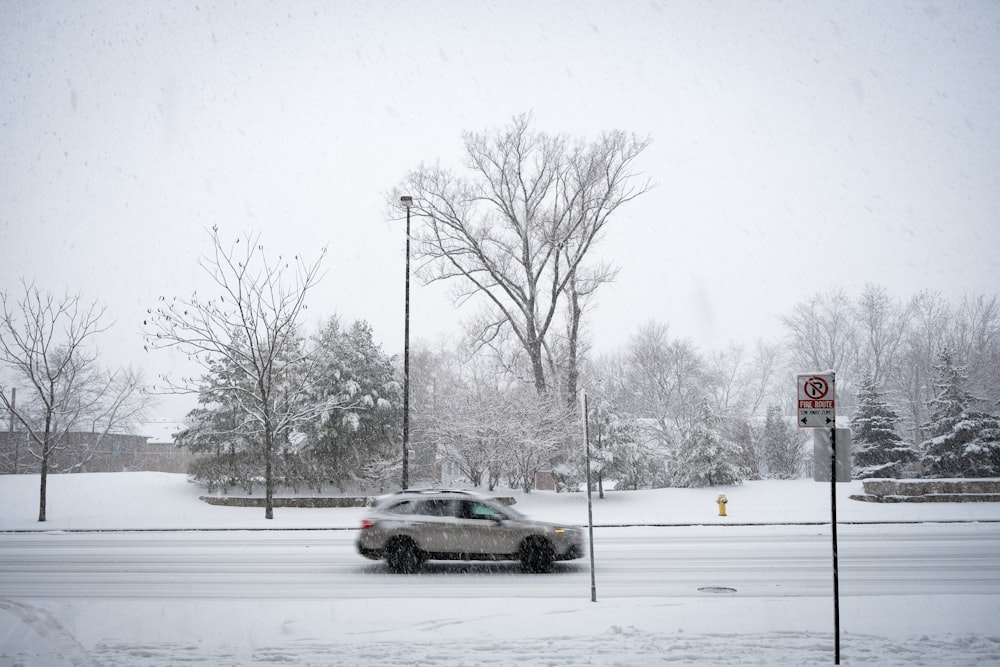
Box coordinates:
[830,424,840,665]
[797,372,840,665]
[582,392,597,602]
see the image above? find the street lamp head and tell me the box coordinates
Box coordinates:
[400,195,413,208]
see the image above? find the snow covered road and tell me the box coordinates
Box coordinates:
[2,524,998,601]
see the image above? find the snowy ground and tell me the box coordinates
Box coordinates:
[2,473,1000,666]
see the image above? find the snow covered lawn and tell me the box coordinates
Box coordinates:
[4,472,1000,531]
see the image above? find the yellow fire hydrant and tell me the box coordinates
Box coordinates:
[717,494,728,517]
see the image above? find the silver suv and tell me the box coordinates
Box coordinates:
[356,489,584,573]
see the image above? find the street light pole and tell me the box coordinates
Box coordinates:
[399,195,413,491]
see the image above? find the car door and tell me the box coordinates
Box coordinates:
[410,498,462,554]
[454,499,521,556]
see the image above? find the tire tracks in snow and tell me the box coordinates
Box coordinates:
[0,597,97,667]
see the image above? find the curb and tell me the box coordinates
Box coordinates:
[4,519,1000,534]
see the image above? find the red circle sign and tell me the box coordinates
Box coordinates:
[803,376,829,400]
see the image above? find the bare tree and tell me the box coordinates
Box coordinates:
[143,228,328,519]
[620,322,710,474]
[624,322,708,432]
[504,390,575,492]
[699,337,788,424]
[741,339,786,419]
[760,404,807,479]
[557,263,608,404]
[427,394,508,490]
[705,344,746,418]
[781,288,861,406]
[581,350,631,412]
[949,294,1000,409]
[397,113,652,398]
[854,284,912,388]
[0,281,147,521]
[894,291,952,449]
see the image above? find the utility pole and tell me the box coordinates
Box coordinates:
[400,195,413,490]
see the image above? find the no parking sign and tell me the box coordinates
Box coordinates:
[797,373,835,427]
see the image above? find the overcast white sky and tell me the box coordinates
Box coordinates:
[2,1,999,418]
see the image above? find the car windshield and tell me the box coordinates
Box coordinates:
[492,503,525,520]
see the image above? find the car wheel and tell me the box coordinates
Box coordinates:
[386,538,424,574]
[520,537,555,573]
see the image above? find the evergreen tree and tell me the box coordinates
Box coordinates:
[922,348,1000,478]
[672,401,746,487]
[585,399,617,498]
[761,405,806,479]
[176,331,311,494]
[727,417,764,481]
[175,354,260,494]
[851,372,916,479]
[607,420,661,491]
[587,399,643,497]
[305,318,402,491]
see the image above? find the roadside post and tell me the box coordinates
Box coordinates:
[582,392,597,603]
[797,372,842,665]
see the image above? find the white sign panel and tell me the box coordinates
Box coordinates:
[797,373,835,428]
[813,428,852,482]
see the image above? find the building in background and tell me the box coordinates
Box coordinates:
[0,419,193,474]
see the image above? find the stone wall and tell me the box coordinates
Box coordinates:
[199,494,518,508]
[852,478,1000,503]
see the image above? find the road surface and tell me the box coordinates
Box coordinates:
[2,523,998,600]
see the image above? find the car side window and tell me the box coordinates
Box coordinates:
[385,500,416,514]
[414,499,457,517]
[461,500,501,520]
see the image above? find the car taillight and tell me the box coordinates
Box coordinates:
[360,519,375,529]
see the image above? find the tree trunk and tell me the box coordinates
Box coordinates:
[264,428,274,520]
[38,416,52,522]
[528,338,547,395]
[38,440,49,522]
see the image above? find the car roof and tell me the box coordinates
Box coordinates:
[372,488,491,507]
